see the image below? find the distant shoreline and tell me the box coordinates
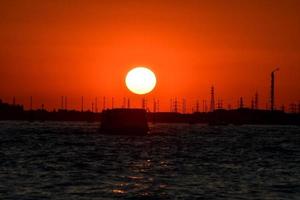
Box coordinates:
[1,106,299,126]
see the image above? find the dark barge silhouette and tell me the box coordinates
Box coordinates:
[100,108,149,135]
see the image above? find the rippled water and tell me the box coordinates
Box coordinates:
[0,121,299,199]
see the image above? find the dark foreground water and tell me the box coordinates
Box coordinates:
[0,121,299,200]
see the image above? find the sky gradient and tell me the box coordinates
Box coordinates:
[0,0,299,111]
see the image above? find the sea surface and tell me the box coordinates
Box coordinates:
[0,121,299,200]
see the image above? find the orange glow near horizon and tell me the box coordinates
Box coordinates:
[0,0,299,112]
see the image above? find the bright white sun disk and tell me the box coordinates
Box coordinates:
[125,67,156,95]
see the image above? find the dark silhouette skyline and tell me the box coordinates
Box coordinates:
[1,99,299,125]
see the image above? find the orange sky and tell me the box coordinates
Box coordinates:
[0,0,299,112]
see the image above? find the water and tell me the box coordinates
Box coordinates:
[0,121,299,200]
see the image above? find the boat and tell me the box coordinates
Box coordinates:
[100,108,149,135]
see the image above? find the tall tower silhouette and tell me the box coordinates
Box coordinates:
[270,68,279,111]
[210,86,215,112]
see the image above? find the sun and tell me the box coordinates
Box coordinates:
[125,67,156,95]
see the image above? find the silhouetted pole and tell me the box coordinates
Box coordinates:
[103,96,106,111]
[270,68,279,111]
[127,98,130,108]
[81,96,84,112]
[174,98,178,113]
[95,97,98,113]
[182,98,186,113]
[194,100,198,112]
[251,98,254,109]
[240,97,244,109]
[210,86,215,112]
[293,103,297,113]
[255,92,259,109]
[220,99,223,109]
[289,103,296,113]
[194,100,199,113]
[228,104,232,110]
[217,98,223,109]
[142,97,146,109]
[64,96,67,111]
[122,97,126,108]
[61,96,64,110]
[281,104,285,112]
[288,104,292,113]
[30,96,32,110]
[153,98,156,113]
[271,71,274,110]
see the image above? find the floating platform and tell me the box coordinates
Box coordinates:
[100,108,149,135]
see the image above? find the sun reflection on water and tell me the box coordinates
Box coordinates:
[112,189,126,194]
